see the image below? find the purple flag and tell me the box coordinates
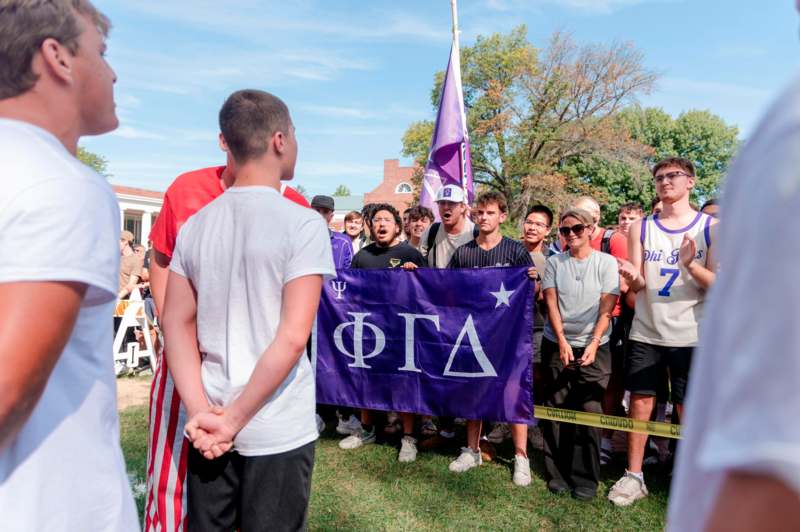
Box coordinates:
[420,42,475,215]
[313,267,533,423]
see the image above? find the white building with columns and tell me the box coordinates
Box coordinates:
[113,185,164,245]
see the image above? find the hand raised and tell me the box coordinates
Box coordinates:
[617,258,638,283]
[679,233,696,268]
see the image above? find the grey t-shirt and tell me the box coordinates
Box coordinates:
[419,219,475,268]
[542,250,620,347]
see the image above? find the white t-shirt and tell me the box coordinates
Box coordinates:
[667,75,800,530]
[419,219,475,268]
[171,186,335,456]
[0,119,138,531]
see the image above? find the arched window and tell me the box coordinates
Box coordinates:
[395,182,412,193]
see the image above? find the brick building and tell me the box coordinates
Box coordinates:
[363,159,417,214]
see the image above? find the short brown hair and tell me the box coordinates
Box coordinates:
[219,89,291,162]
[0,0,110,99]
[652,157,695,178]
[405,205,434,223]
[618,202,644,215]
[475,191,508,213]
[344,210,362,223]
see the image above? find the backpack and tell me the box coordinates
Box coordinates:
[425,222,480,266]
[600,228,615,254]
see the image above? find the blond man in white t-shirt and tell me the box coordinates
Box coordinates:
[0,2,138,530]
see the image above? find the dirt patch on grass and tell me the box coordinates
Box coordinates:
[117,376,152,411]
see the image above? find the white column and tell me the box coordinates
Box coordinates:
[141,209,152,246]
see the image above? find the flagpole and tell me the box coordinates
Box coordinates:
[451,0,459,52]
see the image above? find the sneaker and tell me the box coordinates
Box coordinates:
[572,486,596,501]
[608,472,649,507]
[486,423,511,444]
[398,436,418,463]
[338,429,376,450]
[316,413,325,434]
[449,447,482,473]
[336,415,362,436]
[512,455,531,486]
[421,418,438,437]
[528,424,544,451]
[547,478,569,494]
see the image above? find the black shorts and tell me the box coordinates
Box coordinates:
[625,340,693,405]
[187,441,315,532]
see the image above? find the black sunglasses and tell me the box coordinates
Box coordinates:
[559,223,587,237]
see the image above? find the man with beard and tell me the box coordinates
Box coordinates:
[339,204,425,462]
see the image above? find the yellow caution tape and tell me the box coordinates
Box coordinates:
[534,406,681,439]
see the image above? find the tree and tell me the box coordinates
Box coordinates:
[294,184,308,197]
[403,27,658,218]
[333,184,351,196]
[77,146,109,177]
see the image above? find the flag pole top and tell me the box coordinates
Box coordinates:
[451,0,460,46]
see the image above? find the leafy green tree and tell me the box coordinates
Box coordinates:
[333,184,351,196]
[294,184,308,197]
[77,146,109,177]
[403,27,657,219]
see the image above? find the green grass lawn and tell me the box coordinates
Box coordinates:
[120,406,669,531]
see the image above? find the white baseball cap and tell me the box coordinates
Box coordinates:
[435,184,466,203]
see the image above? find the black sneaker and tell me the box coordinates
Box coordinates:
[572,486,596,501]
[547,478,569,495]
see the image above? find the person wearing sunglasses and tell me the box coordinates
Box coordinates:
[610,157,718,508]
[540,208,620,501]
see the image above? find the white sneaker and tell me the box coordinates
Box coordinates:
[449,447,482,473]
[512,455,531,486]
[398,435,418,463]
[336,415,362,436]
[316,414,325,434]
[339,429,376,450]
[486,423,511,444]
[608,472,649,507]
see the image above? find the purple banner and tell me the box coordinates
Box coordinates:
[313,267,534,423]
[420,42,475,216]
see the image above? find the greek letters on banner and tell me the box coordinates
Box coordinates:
[314,267,534,423]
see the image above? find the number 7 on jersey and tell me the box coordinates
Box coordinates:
[658,267,680,297]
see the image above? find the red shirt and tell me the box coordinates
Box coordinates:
[590,228,628,317]
[149,166,309,258]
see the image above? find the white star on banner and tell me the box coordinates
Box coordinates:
[490,282,514,308]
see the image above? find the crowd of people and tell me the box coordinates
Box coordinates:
[2,1,800,531]
[302,157,717,506]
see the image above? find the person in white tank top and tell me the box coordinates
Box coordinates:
[607,157,719,507]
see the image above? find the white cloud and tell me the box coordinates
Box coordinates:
[110,125,166,140]
[300,105,374,119]
[296,161,382,178]
[485,0,674,14]
[658,77,771,102]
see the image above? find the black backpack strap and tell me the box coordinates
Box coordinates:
[426,222,441,265]
[601,228,614,254]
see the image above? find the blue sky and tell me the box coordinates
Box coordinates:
[88,0,799,195]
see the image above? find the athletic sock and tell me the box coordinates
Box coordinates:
[626,469,644,483]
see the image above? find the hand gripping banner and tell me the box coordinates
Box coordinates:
[313,267,534,423]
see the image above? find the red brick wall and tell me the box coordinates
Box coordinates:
[363,159,416,214]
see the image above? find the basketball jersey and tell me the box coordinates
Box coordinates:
[629,211,713,347]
